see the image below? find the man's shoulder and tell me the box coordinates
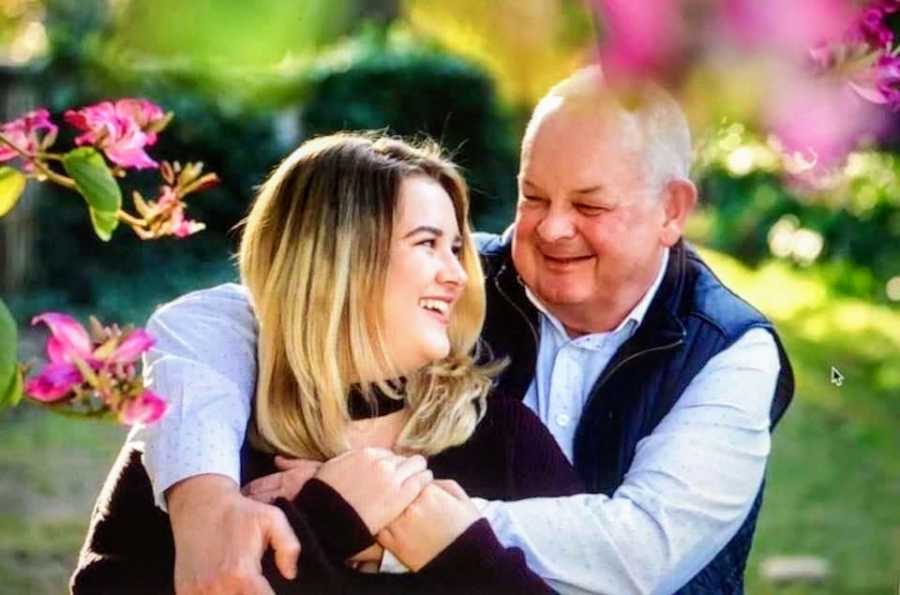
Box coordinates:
[148,283,255,335]
[474,230,513,279]
[683,249,771,341]
[474,231,508,255]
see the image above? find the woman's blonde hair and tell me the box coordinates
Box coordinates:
[239,132,497,460]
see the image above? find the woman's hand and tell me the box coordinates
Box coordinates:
[314,447,433,534]
[376,479,480,572]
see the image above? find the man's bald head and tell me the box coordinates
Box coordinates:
[523,66,693,191]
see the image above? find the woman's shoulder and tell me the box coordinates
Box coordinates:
[478,393,545,436]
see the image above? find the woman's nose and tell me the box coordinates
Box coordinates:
[438,250,468,288]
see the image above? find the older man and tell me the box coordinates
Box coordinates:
[125,68,792,594]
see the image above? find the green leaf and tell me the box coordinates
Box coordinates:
[0,367,23,410]
[0,298,20,411]
[63,147,121,241]
[89,208,120,242]
[0,166,26,218]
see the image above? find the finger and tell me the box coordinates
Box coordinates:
[243,473,283,496]
[274,456,321,473]
[433,479,468,500]
[395,469,433,508]
[245,488,281,504]
[376,527,396,550]
[265,509,301,580]
[392,454,428,484]
[284,465,320,490]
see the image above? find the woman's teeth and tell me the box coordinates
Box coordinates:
[419,299,449,315]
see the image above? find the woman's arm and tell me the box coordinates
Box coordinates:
[71,445,178,594]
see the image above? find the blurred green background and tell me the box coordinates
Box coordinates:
[0,1,897,594]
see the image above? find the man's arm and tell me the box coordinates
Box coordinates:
[130,283,258,509]
[475,328,780,595]
[128,284,292,593]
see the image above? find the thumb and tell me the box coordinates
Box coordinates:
[264,508,301,580]
[433,479,468,501]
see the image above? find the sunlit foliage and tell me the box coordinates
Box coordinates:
[402,0,594,109]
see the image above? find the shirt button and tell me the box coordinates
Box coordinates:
[556,413,571,427]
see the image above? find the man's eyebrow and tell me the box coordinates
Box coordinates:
[574,185,604,195]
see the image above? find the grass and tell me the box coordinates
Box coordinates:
[699,250,900,595]
[0,249,897,594]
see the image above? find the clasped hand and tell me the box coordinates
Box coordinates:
[242,448,479,571]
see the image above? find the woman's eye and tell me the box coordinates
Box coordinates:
[417,238,437,249]
[451,245,463,257]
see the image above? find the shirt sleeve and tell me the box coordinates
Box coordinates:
[128,283,259,511]
[476,327,781,595]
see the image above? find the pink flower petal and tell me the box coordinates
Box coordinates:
[109,329,155,364]
[722,0,855,58]
[0,108,57,166]
[120,390,168,425]
[115,99,165,134]
[102,127,158,169]
[766,73,886,169]
[593,0,683,79]
[23,362,82,402]
[32,312,93,361]
[65,101,160,169]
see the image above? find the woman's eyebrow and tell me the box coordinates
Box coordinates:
[402,225,443,239]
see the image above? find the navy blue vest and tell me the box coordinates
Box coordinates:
[475,233,794,594]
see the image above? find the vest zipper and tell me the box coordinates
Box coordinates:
[493,269,539,347]
[586,335,685,409]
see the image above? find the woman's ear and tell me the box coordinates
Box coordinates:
[660,178,698,247]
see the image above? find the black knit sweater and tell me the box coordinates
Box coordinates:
[72,396,584,594]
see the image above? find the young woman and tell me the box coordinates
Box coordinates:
[72,133,583,594]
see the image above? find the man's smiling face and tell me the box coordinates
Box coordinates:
[512,103,670,334]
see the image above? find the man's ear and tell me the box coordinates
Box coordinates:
[659,178,697,247]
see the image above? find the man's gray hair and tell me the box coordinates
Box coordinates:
[526,66,693,190]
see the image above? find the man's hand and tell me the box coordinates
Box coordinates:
[242,457,322,503]
[167,474,301,595]
[377,480,480,572]
[314,448,433,534]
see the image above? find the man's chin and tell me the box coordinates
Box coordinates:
[533,285,589,308]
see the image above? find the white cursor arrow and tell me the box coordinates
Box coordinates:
[830,367,844,387]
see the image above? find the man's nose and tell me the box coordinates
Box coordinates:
[536,206,576,242]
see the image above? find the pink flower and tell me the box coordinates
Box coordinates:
[848,7,894,49]
[120,390,168,425]
[32,312,94,365]
[767,73,885,169]
[168,204,205,238]
[151,186,206,239]
[109,329,155,364]
[23,362,82,402]
[849,54,900,108]
[0,109,58,171]
[64,99,167,170]
[115,99,165,142]
[592,0,684,79]
[722,0,855,58]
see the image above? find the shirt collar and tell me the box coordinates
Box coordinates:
[525,248,670,342]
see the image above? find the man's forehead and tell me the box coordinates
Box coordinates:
[524,105,642,160]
